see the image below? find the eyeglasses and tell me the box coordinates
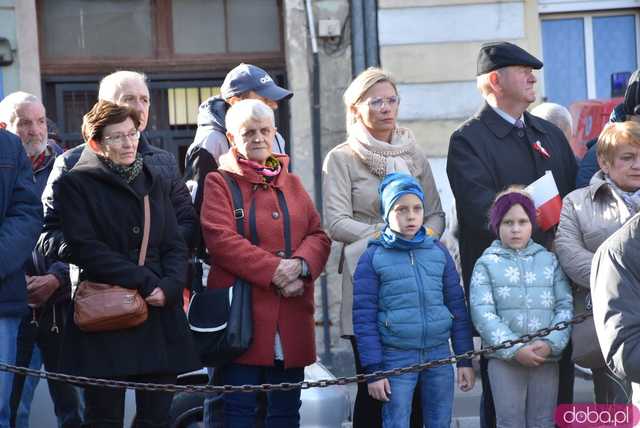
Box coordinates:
[102,130,140,146]
[362,95,399,111]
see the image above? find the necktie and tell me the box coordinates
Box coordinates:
[514,118,525,129]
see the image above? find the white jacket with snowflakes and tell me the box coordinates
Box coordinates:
[470,239,573,360]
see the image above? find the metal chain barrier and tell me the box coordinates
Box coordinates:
[0,312,591,394]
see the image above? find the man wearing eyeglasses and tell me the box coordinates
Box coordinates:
[0,92,82,428]
[39,70,198,261]
[446,42,578,428]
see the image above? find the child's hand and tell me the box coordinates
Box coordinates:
[457,367,475,392]
[530,340,552,359]
[367,378,391,402]
[515,345,546,367]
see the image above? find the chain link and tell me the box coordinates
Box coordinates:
[0,312,591,394]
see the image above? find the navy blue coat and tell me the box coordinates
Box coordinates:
[0,130,43,317]
[353,236,473,375]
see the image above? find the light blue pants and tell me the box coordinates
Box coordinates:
[381,343,454,428]
[0,317,20,428]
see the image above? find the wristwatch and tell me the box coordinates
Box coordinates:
[299,259,310,278]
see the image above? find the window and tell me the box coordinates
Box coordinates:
[541,11,639,107]
[172,0,281,54]
[41,0,154,58]
[37,0,284,74]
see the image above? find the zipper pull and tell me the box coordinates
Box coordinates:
[30,308,39,327]
[50,304,59,334]
[410,251,415,265]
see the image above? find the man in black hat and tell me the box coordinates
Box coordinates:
[576,69,640,188]
[447,41,578,428]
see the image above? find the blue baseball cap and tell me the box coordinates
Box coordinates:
[221,63,293,101]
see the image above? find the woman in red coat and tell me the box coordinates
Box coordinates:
[200,99,331,427]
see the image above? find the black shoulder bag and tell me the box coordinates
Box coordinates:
[187,172,253,367]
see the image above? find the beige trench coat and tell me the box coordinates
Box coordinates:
[322,141,445,336]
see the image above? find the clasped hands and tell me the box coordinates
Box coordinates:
[515,340,552,367]
[272,258,305,298]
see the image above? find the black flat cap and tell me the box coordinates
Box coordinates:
[477,41,543,76]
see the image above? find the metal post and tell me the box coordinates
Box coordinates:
[363,0,380,67]
[304,0,333,366]
[350,0,366,76]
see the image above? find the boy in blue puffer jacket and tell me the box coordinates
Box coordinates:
[470,186,573,428]
[353,173,475,428]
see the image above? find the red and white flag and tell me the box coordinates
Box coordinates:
[525,170,562,231]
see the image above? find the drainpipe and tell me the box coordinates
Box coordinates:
[350,0,366,76]
[304,0,333,365]
[363,0,379,67]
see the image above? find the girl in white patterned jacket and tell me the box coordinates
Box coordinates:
[469,187,573,428]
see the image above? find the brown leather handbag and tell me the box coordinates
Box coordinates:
[74,196,151,332]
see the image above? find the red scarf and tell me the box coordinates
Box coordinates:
[29,150,47,172]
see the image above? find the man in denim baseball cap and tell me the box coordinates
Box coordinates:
[221,63,293,104]
[186,64,293,204]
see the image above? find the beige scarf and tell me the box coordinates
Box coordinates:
[347,122,420,178]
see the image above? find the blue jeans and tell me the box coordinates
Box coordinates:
[203,367,223,428]
[0,317,20,428]
[381,343,454,428]
[221,362,304,428]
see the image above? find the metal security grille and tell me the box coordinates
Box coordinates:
[42,73,291,173]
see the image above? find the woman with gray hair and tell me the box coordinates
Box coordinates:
[322,67,445,427]
[200,99,331,426]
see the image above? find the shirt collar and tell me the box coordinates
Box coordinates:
[491,105,525,126]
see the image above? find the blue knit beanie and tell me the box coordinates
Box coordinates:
[379,173,425,222]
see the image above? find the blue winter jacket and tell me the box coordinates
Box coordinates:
[353,235,474,375]
[0,130,43,317]
[470,239,573,360]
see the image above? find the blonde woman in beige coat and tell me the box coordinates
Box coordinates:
[555,121,640,404]
[322,67,445,427]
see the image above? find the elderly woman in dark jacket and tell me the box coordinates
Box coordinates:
[201,99,331,427]
[52,100,199,427]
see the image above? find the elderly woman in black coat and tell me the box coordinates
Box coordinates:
[52,100,199,427]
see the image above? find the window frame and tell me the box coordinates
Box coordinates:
[540,9,640,100]
[36,0,285,75]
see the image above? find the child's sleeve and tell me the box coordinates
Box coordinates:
[352,245,384,380]
[469,259,525,360]
[542,256,574,356]
[438,242,473,367]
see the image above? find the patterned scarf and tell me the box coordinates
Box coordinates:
[99,153,144,184]
[605,175,640,215]
[29,148,49,172]
[238,155,282,182]
[347,122,420,178]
